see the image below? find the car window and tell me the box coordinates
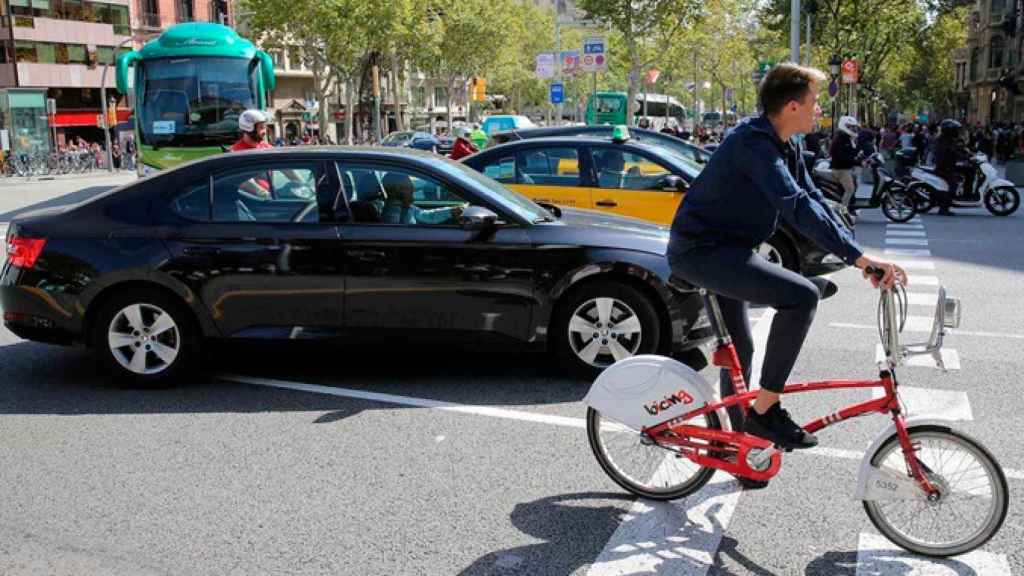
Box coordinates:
[172,180,210,221]
[517,147,581,186]
[481,156,516,184]
[591,149,672,190]
[336,163,468,226]
[211,164,323,223]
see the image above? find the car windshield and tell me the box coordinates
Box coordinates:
[383,132,413,144]
[138,56,256,147]
[436,160,552,223]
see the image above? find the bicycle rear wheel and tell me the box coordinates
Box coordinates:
[587,407,721,500]
[863,425,1008,557]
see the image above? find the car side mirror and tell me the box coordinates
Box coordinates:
[662,175,687,192]
[458,205,498,231]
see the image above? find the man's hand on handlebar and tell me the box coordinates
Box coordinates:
[854,256,907,290]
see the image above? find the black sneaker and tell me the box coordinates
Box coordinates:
[744,404,818,450]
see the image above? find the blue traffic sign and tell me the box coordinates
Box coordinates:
[550,82,564,104]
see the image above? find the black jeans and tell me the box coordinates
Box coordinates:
[669,243,823,430]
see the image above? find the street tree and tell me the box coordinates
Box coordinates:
[574,0,704,124]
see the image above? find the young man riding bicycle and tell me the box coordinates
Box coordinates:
[667,63,906,486]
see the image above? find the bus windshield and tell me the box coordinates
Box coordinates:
[139,56,256,147]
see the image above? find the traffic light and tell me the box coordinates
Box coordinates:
[471,77,486,102]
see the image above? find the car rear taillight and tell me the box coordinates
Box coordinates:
[6,236,46,269]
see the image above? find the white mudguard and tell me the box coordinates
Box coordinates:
[983,177,1016,194]
[583,355,724,431]
[853,417,953,501]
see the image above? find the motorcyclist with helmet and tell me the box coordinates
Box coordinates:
[932,119,970,216]
[231,109,272,152]
[829,115,861,213]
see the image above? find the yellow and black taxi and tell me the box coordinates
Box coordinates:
[462,127,852,275]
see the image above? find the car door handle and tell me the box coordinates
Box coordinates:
[347,249,387,261]
[183,246,221,256]
[596,200,618,207]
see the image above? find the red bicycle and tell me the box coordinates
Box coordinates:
[584,269,1008,557]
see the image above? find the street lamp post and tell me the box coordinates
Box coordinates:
[101,32,157,172]
[829,55,841,138]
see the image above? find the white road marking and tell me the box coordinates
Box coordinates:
[870,386,973,421]
[886,223,924,229]
[586,475,742,576]
[874,344,960,370]
[905,292,940,306]
[889,260,936,270]
[884,238,929,246]
[219,375,589,428]
[830,321,1024,340]
[884,248,932,257]
[855,532,1012,576]
[906,275,939,286]
[219,376,1024,483]
[885,230,927,237]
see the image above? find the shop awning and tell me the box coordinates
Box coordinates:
[51,109,131,128]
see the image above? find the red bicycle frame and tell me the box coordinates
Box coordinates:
[642,337,938,493]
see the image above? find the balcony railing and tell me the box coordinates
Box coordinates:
[136,10,161,29]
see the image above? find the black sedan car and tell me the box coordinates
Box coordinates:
[463,135,853,276]
[2,147,711,384]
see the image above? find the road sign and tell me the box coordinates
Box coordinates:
[536,52,555,78]
[561,50,579,76]
[581,37,606,72]
[758,60,774,74]
[841,59,859,84]
[644,68,660,85]
[828,80,839,98]
[550,82,564,105]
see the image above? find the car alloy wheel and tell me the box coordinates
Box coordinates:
[567,296,643,368]
[757,243,783,266]
[107,303,181,375]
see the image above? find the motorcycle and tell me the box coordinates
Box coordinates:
[904,152,1020,217]
[813,152,918,223]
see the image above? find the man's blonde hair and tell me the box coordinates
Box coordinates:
[758,62,827,116]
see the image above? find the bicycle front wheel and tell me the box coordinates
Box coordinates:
[587,407,721,501]
[863,425,1008,557]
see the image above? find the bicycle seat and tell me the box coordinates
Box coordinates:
[668,275,700,293]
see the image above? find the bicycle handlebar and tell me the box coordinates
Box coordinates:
[864,266,887,281]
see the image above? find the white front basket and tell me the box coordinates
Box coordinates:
[583,355,715,431]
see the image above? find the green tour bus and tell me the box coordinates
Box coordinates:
[116,23,276,175]
[585,91,687,130]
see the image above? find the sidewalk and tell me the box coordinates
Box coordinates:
[0,170,135,187]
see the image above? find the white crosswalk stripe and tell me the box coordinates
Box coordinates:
[870,386,973,421]
[906,275,939,286]
[875,344,961,370]
[889,260,936,270]
[884,238,929,246]
[905,292,940,306]
[885,230,927,237]
[885,248,932,257]
[886,223,924,229]
[855,533,1012,575]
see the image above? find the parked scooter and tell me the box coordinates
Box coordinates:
[904,152,1020,216]
[813,152,918,223]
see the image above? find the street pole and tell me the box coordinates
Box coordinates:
[790,0,801,63]
[805,12,812,65]
[557,20,565,125]
[101,34,148,172]
[372,63,381,143]
[693,51,699,131]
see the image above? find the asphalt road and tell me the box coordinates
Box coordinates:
[1,174,1021,575]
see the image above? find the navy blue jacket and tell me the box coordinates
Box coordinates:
[668,115,863,266]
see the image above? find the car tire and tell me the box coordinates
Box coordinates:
[552,280,661,379]
[91,288,199,387]
[758,235,799,272]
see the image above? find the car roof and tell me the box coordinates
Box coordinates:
[159,145,454,176]
[475,135,667,155]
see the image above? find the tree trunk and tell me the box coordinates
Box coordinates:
[392,53,405,131]
[345,76,355,145]
[446,76,456,135]
[627,39,640,126]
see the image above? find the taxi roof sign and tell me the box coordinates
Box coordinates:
[612,125,630,143]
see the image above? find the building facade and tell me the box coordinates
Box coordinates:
[0,0,227,151]
[962,0,1024,125]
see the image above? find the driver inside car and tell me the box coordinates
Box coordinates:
[380,173,465,225]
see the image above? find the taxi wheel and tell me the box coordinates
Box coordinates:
[552,280,661,379]
[758,236,798,272]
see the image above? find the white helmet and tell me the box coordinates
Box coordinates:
[837,115,860,138]
[238,109,268,132]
